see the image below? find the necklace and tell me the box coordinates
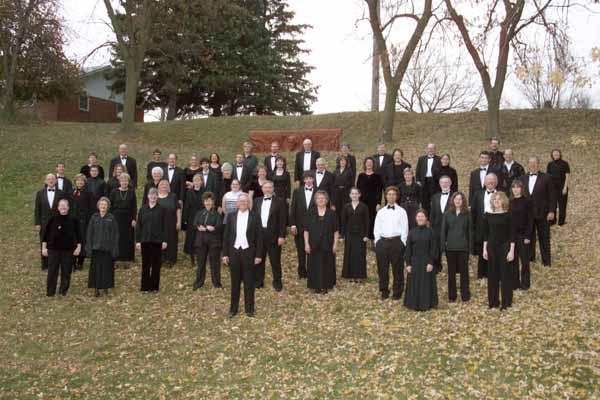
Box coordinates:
[119,189,128,201]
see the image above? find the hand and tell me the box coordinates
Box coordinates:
[295,181,300,189]
[406,265,412,273]
[222,256,229,265]
[375,204,381,212]
[547,212,555,222]
[291,226,298,236]
[176,223,181,231]
[426,264,433,273]
[41,248,48,257]
[206,225,215,232]
[524,238,531,244]
[277,238,285,246]
[483,249,488,261]
[562,187,568,195]
[35,225,41,233]
[73,246,81,256]
[131,220,136,228]
[186,182,193,189]
[198,226,206,232]
[363,237,369,243]
[304,244,311,254]
[331,205,336,211]
[332,244,337,254]
[254,257,262,265]
[161,242,167,250]
[506,251,514,262]
[136,243,141,251]
[217,207,223,214]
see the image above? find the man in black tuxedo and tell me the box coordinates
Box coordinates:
[222,193,263,318]
[489,137,505,169]
[80,152,105,180]
[519,157,555,267]
[373,143,392,174]
[264,141,281,175]
[233,153,253,192]
[55,162,72,193]
[35,174,65,270]
[416,143,441,215]
[335,143,357,183]
[200,158,220,198]
[471,173,499,279]
[314,158,335,208]
[294,138,320,186]
[252,181,287,291]
[289,172,316,279]
[499,149,525,194]
[469,151,495,207]
[430,175,453,272]
[108,144,138,188]
[166,153,186,205]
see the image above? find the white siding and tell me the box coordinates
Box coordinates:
[84,72,123,104]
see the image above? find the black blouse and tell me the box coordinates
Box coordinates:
[341,202,369,237]
[270,170,291,200]
[546,159,570,189]
[333,168,354,188]
[136,204,167,244]
[509,197,533,239]
[483,212,515,245]
[305,208,339,251]
[398,182,421,205]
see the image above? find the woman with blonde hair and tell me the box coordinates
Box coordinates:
[86,197,119,297]
[483,191,515,309]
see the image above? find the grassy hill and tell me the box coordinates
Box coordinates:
[0,109,599,398]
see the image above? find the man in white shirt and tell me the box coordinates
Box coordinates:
[264,141,281,174]
[294,139,320,186]
[55,162,72,193]
[429,176,453,272]
[35,174,64,270]
[222,194,263,318]
[472,173,498,279]
[373,186,409,300]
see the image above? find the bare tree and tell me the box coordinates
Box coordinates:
[103,0,156,133]
[397,41,482,113]
[365,0,434,141]
[370,0,380,112]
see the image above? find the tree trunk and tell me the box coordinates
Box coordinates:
[121,59,139,133]
[1,65,16,118]
[486,92,501,139]
[166,92,177,121]
[370,0,380,112]
[381,83,399,142]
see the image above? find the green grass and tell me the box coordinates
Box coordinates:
[0,109,599,399]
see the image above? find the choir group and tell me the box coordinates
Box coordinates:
[34,138,570,318]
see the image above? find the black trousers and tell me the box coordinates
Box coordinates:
[229,247,255,314]
[487,242,513,309]
[513,239,531,289]
[294,234,308,279]
[551,190,568,225]
[375,238,405,297]
[475,242,487,279]
[422,177,435,214]
[194,237,222,288]
[256,236,282,288]
[141,242,162,291]
[47,249,73,296]
[530,218,551,266]
[446,250,470,301]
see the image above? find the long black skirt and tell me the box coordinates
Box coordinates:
[183,224,196,255]
[162,226,179,264]
[113,209,135,261]
[404,262,438,311]
[342,232,367,279]
[307,249,336,290]
[401,202,419,230]
[88,250,115,289]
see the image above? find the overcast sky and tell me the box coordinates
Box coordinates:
[61,0,600,118]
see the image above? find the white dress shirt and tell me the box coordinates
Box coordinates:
[236,165,244,180]
[260,197,272,228]
[439,191,450,212]
[270,154,277,170]
[528,174,538,194]
[378,155,384,167]
[426,156,434,177]
[373,204,409,245]
[479,166,488,187]
[56,176,64,190]
[47,187,56,208]
[504,160,514,173]
[202,170,209,185]
[304,186,313,209]
[316,170,324,187]
[484,189,496,214]
[168,167,175,183]
[234,210,250,250]
[121,156,127,166]
[303,152,311,171]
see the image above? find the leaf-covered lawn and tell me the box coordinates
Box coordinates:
[0,111,599,398]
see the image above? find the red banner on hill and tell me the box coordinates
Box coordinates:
[249,129,343,152]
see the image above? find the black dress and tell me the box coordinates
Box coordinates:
[109,188,137,262]
[398,181,421,230]
[356,172,383,239]
[158,193,180,264]
[403,225,438,311]
[209,165,223,181]
[69,188,93,265]
[270,170,291,201]
[306,208,338,290]
[483,212,515,309]
[86,212,120,289]
[341,202,369,279]
[546,159,570,225]
[184,167,202,184]
[248,178,267,199]
[333,168,354,226]
[85,177,107,207]
[183,187,206,255]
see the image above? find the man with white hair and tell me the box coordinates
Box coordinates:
[35,173,65,270]
[471,173,499,280]
[109,144,138,188]
[314,158,335,207]
[294,138,320,187]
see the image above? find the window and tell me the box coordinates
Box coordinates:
[79,94,89,112]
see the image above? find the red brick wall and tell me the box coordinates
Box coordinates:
[38,96,144,123]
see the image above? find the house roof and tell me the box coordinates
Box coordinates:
[83,65,112,77]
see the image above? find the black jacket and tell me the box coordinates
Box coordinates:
[109,156,138,188]
[252,195,287,244]
[430,191,453,235]
[500,161,525,193]
[372,153,392,174]
[193,208,223,246]
[166,166,186,203]
[440,211,473,253]
[136,203,167,244]
[35,187,65,234]
[314,170,335,204]
[56,176,73,193]
[468,165,501,207]
[222,210,263,258]
[518,172,556,220]
[294,150,320,182]
[289,186,316,230]
[264,154,281,175]
[382,162,412,188]
[415,155,441,184]
[470,190,488,244]
[233,164,253,192]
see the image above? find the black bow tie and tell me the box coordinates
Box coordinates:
[305,187,313,191]
[57,176,63,179]
[305,151,311,154]
[487,190,496,194]
[264,197,272,201]
[317,171,324,174]
[236,164,243,168]
[529,173,537,176]
[121,157,127,160]
[428,156,434,159]
[271,154,277,157]
[480,167,487,171]
[441,192,449,196]
[387,205,395,210]
[169,167,175,170]
[48,188,55,192]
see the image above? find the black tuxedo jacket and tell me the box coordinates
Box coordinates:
[252,195,287,243]
[470,190,488,244]
[294,151,321,182]
[264,154,281,175]
[109,156,138,188]
[233,164,252,192]
[315,170,335,204]
[222,210,263,258]
[167,166,186,203]
[415,155,442,184]
[500,162,525,193]
[56,176,73,193]
[199,170,220,198]
[35,187,65,235]
[373,153,392,174]
[519,172,556,220]
[468,166,501,207]
[430,191,453,234]
[289,186,316,231]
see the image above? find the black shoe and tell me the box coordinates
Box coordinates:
[95,289,100,297]
[228,311,237,319]
[392,294,401,301]
[273,283,283,292]
[246,311,255,318]
[256,282,264,289]
[214,284,223,289]
[193,284,201,291]
[381,292,389,300]
[104,289,109,296]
